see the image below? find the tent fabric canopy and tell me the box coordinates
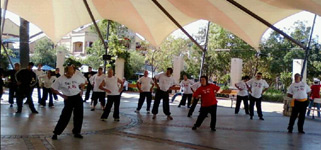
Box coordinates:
[1,0,321,50]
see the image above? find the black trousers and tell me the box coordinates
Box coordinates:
[235,95,249,114]
[8,85,17,104]
[101,95,121,119]
[16,86,37,112]
[85,84,93,100]
[194,105,217,129]
[91,92,106,107]
[152,90,171,116]
[288,100,309,132]
[53,93,58,100]
[41,87,54,106]
[179,94,192,107]
[53,94,83,135]
[136,92,152,111]
[188,98,200,116]
[249,95,263,118]
[36,84,42,103]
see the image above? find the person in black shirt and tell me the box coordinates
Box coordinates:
[5,63,20,107]
[15,62,38,113]
[83,67,96,102]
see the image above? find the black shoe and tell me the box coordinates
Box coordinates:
[32,111,39,114]
[178,105,181,108]
[192,126,197,130]
[259,117,264,120]
[10,104,13,108]
[187,115,191,117]
[298,131,305,134]
[211,128,216,131]
[83,100,87,102]
[91,109,95,111]
[250,116,253,120]
[288,130,292,133]
[114,118,120,122]
[52,134,58,140]
[74,134,83,138]
[16,111,21,113]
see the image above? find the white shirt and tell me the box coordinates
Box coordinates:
[287,82,311,99]
[40,75,57,88]
[155,73,176,91]
[51,74,86,96]
[90,74,106,92]
[123,80,128,91]
[191,82,201,92]
[247,78,269,98]
[137,76,153,92]
[104,76,120,96]
[235,81,249,96]
[180,79,194,94]
[34,69,45,85]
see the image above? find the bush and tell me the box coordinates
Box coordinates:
[262,88,285,102]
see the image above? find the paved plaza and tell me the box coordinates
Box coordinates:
[1,91,320,150]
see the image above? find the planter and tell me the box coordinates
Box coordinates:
[283,96,292,116]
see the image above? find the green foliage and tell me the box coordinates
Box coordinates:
[280,71,292,90]
[63,57,82,68]
[30,38,56,67]
[0,48,15,70]
[262,88,285,102]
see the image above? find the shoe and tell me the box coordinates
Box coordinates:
[259,117,264,120]
[177,105,181,108]
[192,126,197,130]
[152,115,156,119]
[16,111,21,113]
[74,134,83,138]
[49,105,55,108]
[10,104,13,108]
[146,111,150,114]
[298,131,305,134]
[211,128,216,131]
[167,115,173,120]
[235,113,238,114]
[187,115,191,117]
[288,130,292,133]
[83,100,87,102]
[101,118,107,121]
[52,134,58,140]
[250,116,253,120]
[91,109,95,111]
[32,111,39,114]
[40,105,44,108]
[134,110,139,113]
[54,99,58,101]
[114,118,120,122]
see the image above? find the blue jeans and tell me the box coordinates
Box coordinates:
[307,99,320,117]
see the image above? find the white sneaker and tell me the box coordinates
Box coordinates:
[40,105,44,108]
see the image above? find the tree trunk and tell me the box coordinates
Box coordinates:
[19,18,30,68]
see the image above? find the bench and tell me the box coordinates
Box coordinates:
[218,89,238,108]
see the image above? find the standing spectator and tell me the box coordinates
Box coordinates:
[39,71,56,107]
[51,65,86,140]
[287,73,311,133]
[247,72,269,120]
[135,70,154,113]
[234,76,250,115]
[191,76,220,131]
[34,64,45,104]
[53,68,61,101]
[307,78,320,117]
[15,62,38,113]
[187,81,201,117]
[178,75,194,108]
[89,67,106,111]
[5,63,20,107]
[152,68,176,120]
[99,68,123,121]
[84,67,96,102]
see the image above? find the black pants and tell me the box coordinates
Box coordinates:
[16,86,37,112]
[188,98,200,116]
[249,95,263,118]
[53,93,58,100]
[53,94,83,135]
[85,84,93,100]
[91,92,106,107]
[288,100,309,132]
[179,94,192,107]
[41,87,54,106]
[101,95,121,119]
[8,85,17,104]
[136,92,152,111]
[36,84,42,103]
[152,90,171,116]
[235,95,249,114]
[194,105,217,129]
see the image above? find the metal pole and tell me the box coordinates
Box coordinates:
[1,0,14,69]
[199,21,211,77]
[300,14,317,80]
[103,20,111,74]
[83,0,108,51]
[151,0,206,53]
[226,0,306,49]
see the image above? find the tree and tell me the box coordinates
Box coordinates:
[31,38,56,67]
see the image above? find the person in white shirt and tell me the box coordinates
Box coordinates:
[39,71,57,107]
[89,67,106,111]
[234,76,250,115]
[287,73,311,134]
[247,72,269,120]
[135,70,154,113]
[34,64,45,104]
[188,81,201,117]
[178,75,194,108]
[51,65,86,140]
[152,68,176,120]
[99,68,123,122]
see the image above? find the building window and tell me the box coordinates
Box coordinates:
[73,42,83,52]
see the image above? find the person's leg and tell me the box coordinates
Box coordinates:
[48,89,54,107]
[101,96,114,119]
[171,92,180,102]
[136,92,146,111]
[27,88,38,113]
[306,100,313,116]
[188,98,199,117]
[113,96,121,119]
[146,92,152,112]
[179,94,187,107]
[235,95,242,114]
[193,107,209,129]
[98,92,106,109]
[152,90,161,115]
[53,93,58,100]
[297,101,308,132]
[243,96,249,114]
[84,85,92,101]
[288,102,299,132]
[210,105,217,130]
[256,97,263,119]
[8,86,15,105]
[187,94,192,107]
[41,88,48,106]
[72,94,84,135]
[249,96,255,118]
[317,103,321,117]
[36,84,41,103]
[162,92,171,116]
[53,99,74,135]
[16,88,24,112]
[91,92,98,109]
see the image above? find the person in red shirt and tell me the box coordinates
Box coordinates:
[191,76,220,131]
[307,79,320,117]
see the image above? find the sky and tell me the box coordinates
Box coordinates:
[3,10,321,44]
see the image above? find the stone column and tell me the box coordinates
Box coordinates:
[292,59,307,82]
[115,58,125,80]
[230,58,243,88]
[56,50,65,74]
[172,56,184,84]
